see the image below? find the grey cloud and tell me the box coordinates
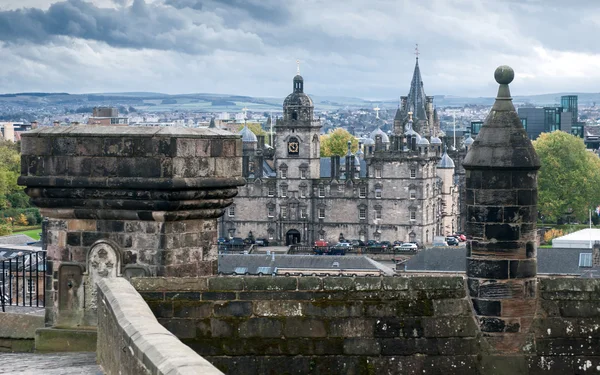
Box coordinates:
[0,0,264,54]
[165,0,290,24]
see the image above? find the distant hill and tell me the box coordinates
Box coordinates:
[2,91,600,113]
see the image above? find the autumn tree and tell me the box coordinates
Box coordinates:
[533,131,600,222]
[320,128,358,157]
[0,140,23,209]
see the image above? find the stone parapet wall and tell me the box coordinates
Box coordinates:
[132,275,600,374]
[0,312,44,352]
[97,277,223,375]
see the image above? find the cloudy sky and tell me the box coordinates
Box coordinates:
[0,0,599,99]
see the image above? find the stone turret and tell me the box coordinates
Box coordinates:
[462,66,540,352]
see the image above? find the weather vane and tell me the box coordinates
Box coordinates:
[296,59,300,75]
[415,44,420,59]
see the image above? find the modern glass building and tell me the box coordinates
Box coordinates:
[470,121,483,137]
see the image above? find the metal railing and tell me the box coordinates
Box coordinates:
[1,251,46,312]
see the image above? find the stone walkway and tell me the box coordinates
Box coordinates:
[0,352,102,374]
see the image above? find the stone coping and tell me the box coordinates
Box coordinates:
[97,277,223,375]
[0,312,44,339]
[23,126,238,139]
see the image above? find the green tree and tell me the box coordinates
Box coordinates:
[320,128,358,157]
[237,123,267,137]
[0,140,23,209]
[533,131,600,222]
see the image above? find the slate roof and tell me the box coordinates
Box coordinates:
[402,246,594,276]
[319,157,367,178]
[218,254,379,275]
[403,247,466,272]
[0,234,37,245]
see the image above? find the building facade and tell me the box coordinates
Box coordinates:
[221,60,459,245]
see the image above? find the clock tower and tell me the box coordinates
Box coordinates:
[274,66,321,182]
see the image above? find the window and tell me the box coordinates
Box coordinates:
[268,185,275,197]
[300,169,306,179]
[318,208,325,219]
[375,168,382,178]
[410,210,416,221]
[281,169,287,179]
[27,279,36,295]
[359,186,367,198]
[318,185,325,197]
[301,208,307,219]
[375,189,382,199]
[410,169,416,178]
[410,190,416,200]
[281,185,288,197]
[579,253,592,268]
[425,184,429,198]
[281,207,287,218]
[359,207,366,220]
[375,207,382,220]
[228,206,235,217]
[300,187,306,198]
[268,206,275,217]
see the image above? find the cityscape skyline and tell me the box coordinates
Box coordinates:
[1,0,600,98]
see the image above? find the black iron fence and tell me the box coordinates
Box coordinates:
[1,251,46,312]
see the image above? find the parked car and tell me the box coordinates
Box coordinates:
[393,240,404,246]
[366,240,379,247]
[330,243,349,255]
[446,236,459,246]
[217,237,228,245]
[350,239,365,247]
[334,243,352,249]
[379,241,392,249]
[255,238,269,246]
[314,240,328,247]
[229,237,245,246]
[395,243,418,251]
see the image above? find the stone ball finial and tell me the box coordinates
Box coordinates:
[494,65,514,85]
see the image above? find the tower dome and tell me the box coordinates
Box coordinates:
[362,137,375,146]
[370,127,390,143]
[437,151,455,169]
[283,65,314,122]
[430,136,442,145]
[464,135,474,147]
[239,124,257,143]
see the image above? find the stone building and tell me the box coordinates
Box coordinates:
[221,59,459,245]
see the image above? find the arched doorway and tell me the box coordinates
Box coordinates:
[286,229,301,246]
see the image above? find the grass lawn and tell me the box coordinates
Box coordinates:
[13,228,42,240]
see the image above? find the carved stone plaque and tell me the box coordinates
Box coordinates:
[86,242,119,310]
[58,263,84,311]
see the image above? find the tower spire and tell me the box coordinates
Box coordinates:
[414,43,420,59]
[296,59,300,75]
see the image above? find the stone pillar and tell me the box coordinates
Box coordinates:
[462,66,541,353]
[19,126,244,327]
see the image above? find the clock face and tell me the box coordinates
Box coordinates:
[288,142,299,155]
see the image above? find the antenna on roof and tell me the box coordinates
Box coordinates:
[414,43,420,59]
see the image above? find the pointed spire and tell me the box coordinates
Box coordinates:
[463,65,540,169]
[346,140,353,156]
[296,59,300,75]
[407,55,428,122]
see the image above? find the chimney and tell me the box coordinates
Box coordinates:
[257,135,265,151]
[31,121,38,129]
[593,242,600,267]
[53,121,60,127]
[330,155,340,179]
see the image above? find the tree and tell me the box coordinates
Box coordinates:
[237,123,267,137]
[0,140,23,209]
[533,131,600,222]
[15,213,28,226]
[320,128,358,157]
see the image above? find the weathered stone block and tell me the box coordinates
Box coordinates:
[467,258,509,279]
[244,277,297,291]
[303,301,363,318]
[354,277,382,291]
[422,317,478,338]
[380,338,438,355]
[297,277,322,291]
[472,299,501,316]
[381,277,409,290]
[254,301,303,317]
[329,318,375,338]
[408,276,463,290]
[343,338,381,355]
[283,318,327,338]
[208,277,244,291]
[213,301,252,317]
[433,299,470,316]
[323,277,355,291]
[173,301,212,319]
[238,318,282,338]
